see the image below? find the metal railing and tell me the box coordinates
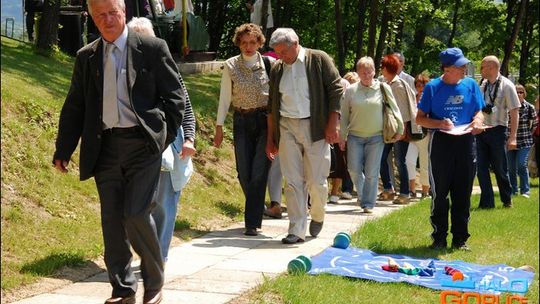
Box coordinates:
[4,17,15,38]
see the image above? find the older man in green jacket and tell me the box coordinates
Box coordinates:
[266,28,344,244]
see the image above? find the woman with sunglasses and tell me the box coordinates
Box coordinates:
[507,85,538,198]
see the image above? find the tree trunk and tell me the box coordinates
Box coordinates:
[447,0,461,47]
[335,0,345,75]
[374,0,392,74]
[367,0,379,57]
[314,0,322,48]
[274,0,282,27]
[410,0,440,75]
[261,0,269,34]
[394,16,404,51]
[207,0,227,52]
[36,0,60,52]
[518,3,534,84]
[501,0,528,76]
[355,0,368,62]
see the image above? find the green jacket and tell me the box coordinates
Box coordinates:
[268,48,344,145]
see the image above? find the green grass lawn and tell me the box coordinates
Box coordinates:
[247,180,539,304]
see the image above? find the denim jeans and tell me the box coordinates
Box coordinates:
[507,147,531,195]
[152,128,193,261]
[476,126,513,208]
[233,111,270,229]
[347,134,385,209]
[153,171,182,261]
[379,140,409,195]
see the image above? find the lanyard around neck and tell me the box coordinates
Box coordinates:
[483,78,500,105]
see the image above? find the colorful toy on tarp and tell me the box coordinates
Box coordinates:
[445,266,464,281]
[287,255,312,274]
[308,245,535,294]
[381,257,435,276]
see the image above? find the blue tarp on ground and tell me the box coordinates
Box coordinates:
[308,246,535,294]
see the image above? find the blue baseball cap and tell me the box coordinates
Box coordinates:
[439,47,470,67]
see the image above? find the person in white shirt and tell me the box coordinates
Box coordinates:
[477,55,520,209]
[394,52,416,94]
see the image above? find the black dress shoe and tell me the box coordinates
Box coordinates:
[429,241,447,250]
[309,220,323,237]
[244,227,258,236]
[281,234,305,244]
[104,295,136,304]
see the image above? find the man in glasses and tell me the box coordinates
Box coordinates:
[477,56,520,209]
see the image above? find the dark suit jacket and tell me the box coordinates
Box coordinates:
[53,29,185,181]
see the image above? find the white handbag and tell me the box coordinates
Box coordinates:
[161,144,175,171]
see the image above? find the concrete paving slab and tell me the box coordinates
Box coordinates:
[166,278,251,295]
[189,268,277,284]
[161,289,236,304]
[164,252,226,278]
[10,294,104,304]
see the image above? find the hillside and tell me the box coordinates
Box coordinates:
[0,37,244,298]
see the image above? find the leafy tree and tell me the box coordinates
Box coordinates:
[36,0,60,53]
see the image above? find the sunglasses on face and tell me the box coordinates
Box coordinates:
[517,91,525,94]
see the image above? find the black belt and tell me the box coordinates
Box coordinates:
[102,126,141,135]
[234,106,267,114]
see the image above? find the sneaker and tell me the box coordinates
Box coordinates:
[451,242,471,251]
[363,208,373,214]
[522,193,530,199]
[281,234,305,244]
[393,194,410,205]
[328,195,339,204]
[430,240,447,250]
[340,192,353,199]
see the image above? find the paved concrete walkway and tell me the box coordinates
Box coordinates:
[11,197,418,304]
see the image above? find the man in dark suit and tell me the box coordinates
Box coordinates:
[53,0,185,303]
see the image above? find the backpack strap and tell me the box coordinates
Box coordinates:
[262,55,271,77]
[380,83,390,108]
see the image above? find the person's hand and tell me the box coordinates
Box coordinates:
[338,139,346,151]
[393,133,402,142]
[468,119,484,135]
[507,137,518,150]
[440,118,454,131]
[325,114,340,144]
[213,126,223,148]
[180,139,196,159]
[54,159,69,173]
[266,141,278,161]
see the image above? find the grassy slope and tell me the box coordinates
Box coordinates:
[247,183,539,304]
[0,37,243,291]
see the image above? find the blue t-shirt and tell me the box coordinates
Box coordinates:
[418,77,484,126]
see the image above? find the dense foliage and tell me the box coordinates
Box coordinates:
[193,0,538,90]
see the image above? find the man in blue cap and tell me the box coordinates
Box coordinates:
[416,47,485,251]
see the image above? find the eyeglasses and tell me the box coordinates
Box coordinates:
[517,91,525,94]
